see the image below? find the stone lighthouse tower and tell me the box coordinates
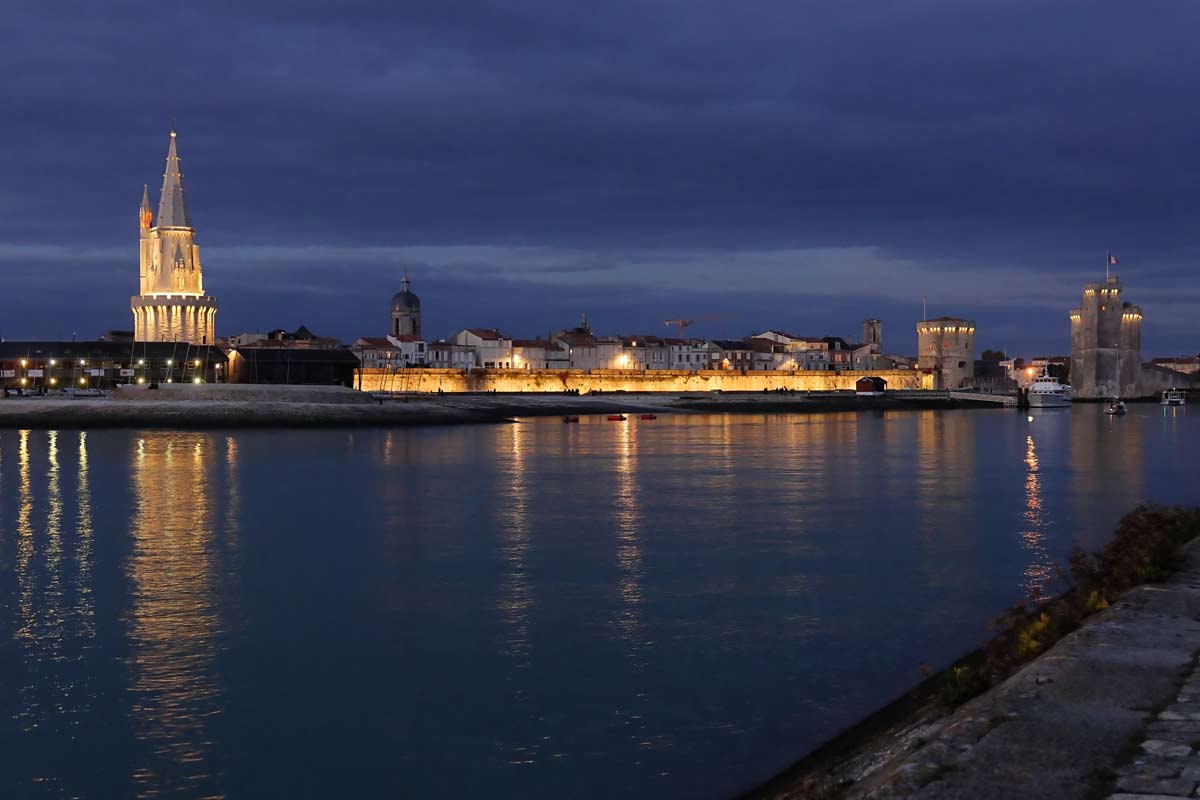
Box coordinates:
[130,131,218,344]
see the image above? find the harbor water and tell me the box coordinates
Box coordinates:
[0,405,1195,798]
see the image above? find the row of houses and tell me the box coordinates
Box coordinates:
[350,325,912,373]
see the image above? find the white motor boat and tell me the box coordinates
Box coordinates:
[1028,370,1071,407]
[1162,389,1187,406]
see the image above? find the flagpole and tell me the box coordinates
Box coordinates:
[1106,251,1110,282]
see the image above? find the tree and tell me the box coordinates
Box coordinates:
[981,349,1006,362]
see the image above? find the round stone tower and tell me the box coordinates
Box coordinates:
[391,274,421,337]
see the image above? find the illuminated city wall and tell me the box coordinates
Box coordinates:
[356,368,923,393]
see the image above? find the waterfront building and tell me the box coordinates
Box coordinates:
[619,336,670,370]
[666,339,712,371]
[131,131,219,344]
[917,316,975,389]
[1069,275,1142,399]
[0,340,225,388]
[753,331,831,370]
[708,340,755,371]
[452,329,513,368]
[225,347,358,386]
[391,274,421,338]
[428,342,476,369]
[512,339,568,370]
[823,337,854,371]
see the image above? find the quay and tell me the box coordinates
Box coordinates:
[0,384,1006,429]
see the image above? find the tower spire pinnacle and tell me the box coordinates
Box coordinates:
[156,129,191,228]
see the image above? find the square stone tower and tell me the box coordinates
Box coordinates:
[1069,275,1142,399]
[917,317,975,389]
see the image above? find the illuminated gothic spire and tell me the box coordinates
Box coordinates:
[156,130,191,228]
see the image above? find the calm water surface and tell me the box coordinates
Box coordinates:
[0,406,1196,798]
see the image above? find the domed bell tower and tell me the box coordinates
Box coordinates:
[391,274,421,337]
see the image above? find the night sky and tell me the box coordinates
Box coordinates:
[2,1,1198,356]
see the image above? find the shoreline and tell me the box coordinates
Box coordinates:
[740,524,1200,800]
[0,388,1008,429]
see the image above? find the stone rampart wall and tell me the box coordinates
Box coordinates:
[357,368,923,393]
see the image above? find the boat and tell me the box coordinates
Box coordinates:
[562,415,580,423]
[1104,398,1127,416]
[638,414,657,420]
[606,414,627,421]
[1027,369,1071,408]
[1162,389,1187,406]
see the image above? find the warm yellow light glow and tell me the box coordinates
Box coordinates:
[193,359,200,367]
[19,359,27,367]
[19,378,27,385]
[193,377,201,384]
[49,377,57,385]
[167,378,173,383]
[79,360,86,366]
[79,378,86,385]
[137,359,145,366]
[49,359,56,366]
[137,377,145,384]
[1027,367,1035,376]
[166,359,173,365]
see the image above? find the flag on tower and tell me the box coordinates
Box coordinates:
[1108,254,1120,265]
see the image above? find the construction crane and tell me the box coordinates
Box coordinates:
[663,315,724,335]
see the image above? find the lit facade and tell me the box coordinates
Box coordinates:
[1069,275,1142,398]
[131,131,218,344]
[917,317,975,389]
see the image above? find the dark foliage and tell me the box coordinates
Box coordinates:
[942,504,1200,708]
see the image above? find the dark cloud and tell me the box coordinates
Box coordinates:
[1,0,1198,354]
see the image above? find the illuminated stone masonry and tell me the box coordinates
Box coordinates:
[131,131,218,344]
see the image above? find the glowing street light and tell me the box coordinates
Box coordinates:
[137,359,145,366]
[19,359,26,367]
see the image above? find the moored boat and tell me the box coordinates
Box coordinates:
[1028,370,1071,408]
[606,414,627,421]
[639,414,657,420]
[1104,398,1127,416]
[1162,389,1187,406]
[562,415,580,423]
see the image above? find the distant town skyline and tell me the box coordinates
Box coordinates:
[2,2,1199,356]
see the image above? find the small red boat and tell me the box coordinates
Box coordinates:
[606,414,627,421]
[562,415,580,423]
[639,414,657,420]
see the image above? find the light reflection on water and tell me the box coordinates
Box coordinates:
[0,407,1196,799]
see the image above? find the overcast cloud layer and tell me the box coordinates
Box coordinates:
[2,0,1198,354]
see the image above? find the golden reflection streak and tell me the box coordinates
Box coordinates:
[16,430,34,644]
[76,432,95,637]
[42,432,65,671]
[127,433,222,797]
[498,422,532,664]
[1020,433,1052,599]
[613,420,643,641]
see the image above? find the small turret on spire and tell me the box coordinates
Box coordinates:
[139,184,153,235]
[401,271,411,293]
